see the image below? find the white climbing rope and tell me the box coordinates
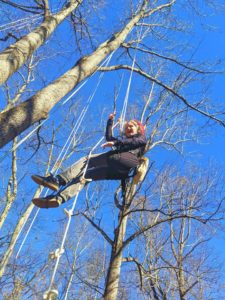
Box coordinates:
[0,50,115,165]
[0,14,42,32]
[15,51,116,259]
[44,121,120,298]
[0,8,59,32]
[15,205,40,259]
[43,36,143,295]
[119,55,136,132]
[120,24,145,132]
[0,55,115,171]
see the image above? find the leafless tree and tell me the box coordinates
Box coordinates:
[0,1,225,299]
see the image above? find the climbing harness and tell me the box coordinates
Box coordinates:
[133,156,149,184]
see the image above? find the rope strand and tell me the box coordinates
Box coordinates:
[14,51,116,260]
[120,24,144,132]
[0,8,58,32]
[45,121,119,294]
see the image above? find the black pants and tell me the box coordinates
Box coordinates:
[58,151,139,202]
[85,151,139,180]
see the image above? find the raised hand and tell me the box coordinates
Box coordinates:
[101,141,115,149]
[108,112,116,120]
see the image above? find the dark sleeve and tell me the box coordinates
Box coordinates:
[114,135,147,151]
[105,119,118,142]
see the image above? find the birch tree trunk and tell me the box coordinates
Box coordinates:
[0,0,82,85]
[177,218,187,300]
[0,187,42,279]
[104,208,129,300]
[0,139,17,229]
[0,131,56,278]
[0,0,167,148]
[103,183,138,300]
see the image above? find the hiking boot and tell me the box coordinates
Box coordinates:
[32,195,63,209]
[31,174,60,191]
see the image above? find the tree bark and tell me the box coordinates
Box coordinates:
[0,1,149,149]
[104,209,129,300]
[0,139,17,229]
[0,0,82,85]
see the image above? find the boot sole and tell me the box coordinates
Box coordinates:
[31,175,59,192]
[32,198,60,209]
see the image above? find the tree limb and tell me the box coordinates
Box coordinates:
[81,213,113,245]
[99,64,225,127]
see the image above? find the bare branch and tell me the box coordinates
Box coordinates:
[81,213,113,245]
[144,1,176,18]
[100,64,225,127]
[122,257,144,290]
[123,214,209,250]
[0,0,43,14]
[122,42,223,75]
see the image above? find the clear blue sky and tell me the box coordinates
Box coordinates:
[0,1,225,297]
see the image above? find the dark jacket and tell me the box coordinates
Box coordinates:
[105,119,147,157]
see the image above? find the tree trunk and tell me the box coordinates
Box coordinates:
[0,196,15,229]
[0,187,42,278]
[0,0,82,85]
[0,139,17,229]
[0,2,148,149]
[104,209,129,300]
[103,179,141,300]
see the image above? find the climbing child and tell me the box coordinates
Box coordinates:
[32,113,147,208]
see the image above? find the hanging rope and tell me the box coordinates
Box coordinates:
[112,74,124,115]
[29,33,141,295]
[0,14,42,32]
[15,51,116,259]
[14,22,145,298]
[44,53,125,298]
[119,24,144,132]
[15,206,40,258]
[43,121,120,299]
[119,55,136,131]
[0,50,115,166]
[0,8,59,32]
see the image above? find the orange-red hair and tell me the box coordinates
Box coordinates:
[126,120,145,135]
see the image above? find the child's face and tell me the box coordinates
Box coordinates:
[125,121,138,137]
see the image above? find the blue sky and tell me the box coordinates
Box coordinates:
[0,0,225,297]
